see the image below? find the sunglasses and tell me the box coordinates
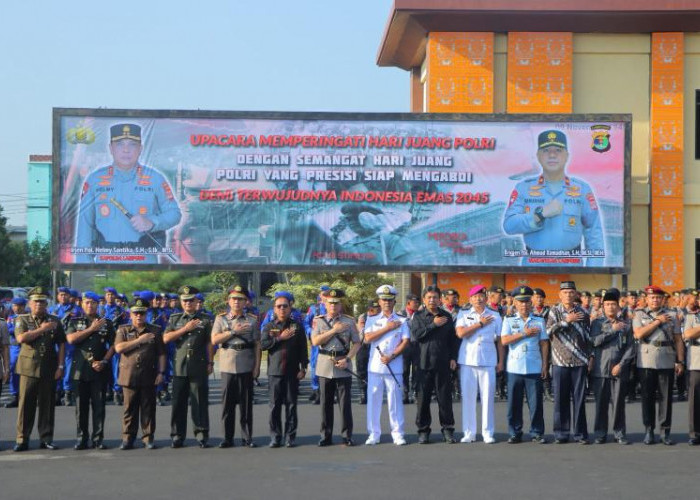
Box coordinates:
[182,298,195,302]
[132,311,146,316]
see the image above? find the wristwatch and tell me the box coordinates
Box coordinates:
[534,207,545,225]
[58,365,65,369]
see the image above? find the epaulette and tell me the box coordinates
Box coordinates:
[395,311,407,318]
[246,313,257,320]
[342,314,355,320]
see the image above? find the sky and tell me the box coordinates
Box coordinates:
[0,0,408,226]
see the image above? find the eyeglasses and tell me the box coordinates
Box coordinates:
[275,304,290,309]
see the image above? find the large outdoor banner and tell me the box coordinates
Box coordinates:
[53,109,630,272]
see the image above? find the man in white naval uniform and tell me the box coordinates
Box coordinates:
[455,285,503,444]
[363,285,410,446]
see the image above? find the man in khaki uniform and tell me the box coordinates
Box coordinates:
[164,285,214,449]
[66,291,115,450]
[114,298,166,450]
[682,298,700,445]
[211,285,261,448]
[311,289,361,447]
[632,285,685,445]
[13,287,66,452]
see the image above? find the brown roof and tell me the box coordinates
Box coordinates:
[29,155,52,162]
[378,0,700,69]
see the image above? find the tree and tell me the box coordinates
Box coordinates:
[0,204,25,285]
[266,272,388,316]
[94,271,217,302]
[18,238,52,288]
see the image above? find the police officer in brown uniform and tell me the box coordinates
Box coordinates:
[632,285,685,445]
[163,285,214,449]
[682,297,700,445]
[66,291,115,450]
[13,287,66,452]
[311,289,361,447]
[114,298,166,450]
[211,285,261,448]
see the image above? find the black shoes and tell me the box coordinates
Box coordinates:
[309,390,319,404]
[554,438,568,444]
[359,395,367,405]
[318,437,332,447]
[93,441,108,450]
[661,433,675,446]
[285,438,295,448]
[688,437,700,446]
[171,438,184,449]
[616,437,630,445]
[531,435,546,444]
[120,440,134,450]
[269,439,281,449]
[343,438,354,447]
[198,439,209,449]
[13,442,28,452]
[145,440,156,450]
[114,392,124,406]
[508,435,522,444]
[242,440,256,448]
[74,440,88,450]
[218,440,233,449]
[442,430,456,444]
[417,432,430,444]
[594,436,606,444]
[577,438,590,445]
[644,430,655,445]
[40,441,59,450]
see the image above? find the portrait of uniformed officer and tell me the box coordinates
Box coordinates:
[211,285,261,448]
[503,129,604,266]
[163,285,214,449]
[13,287,66,452]
[65,291,115,450]
[75,123,182,264]
[114,298,166,450]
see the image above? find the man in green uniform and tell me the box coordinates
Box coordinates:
[13,287,66,452]
[114,298,166,450]
[163,285,214,448]
[66,291,115,450]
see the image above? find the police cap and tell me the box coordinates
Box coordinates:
[274,291,295,302]
[538,129,568,150]
[11,297,27,306]
[532,288,546,298]
[512,286,534,302]
[178,285,199,300]
[560,281,577,291]
[131,298,150,312]
[603,288,621,303]
[28,286,49,302]
[227,285,249,300]
[110,123,141,143]
[376,285,397,300]
[326,289,345,303]
[81,291,100,302]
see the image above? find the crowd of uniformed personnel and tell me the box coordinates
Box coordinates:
[0,280,699,451]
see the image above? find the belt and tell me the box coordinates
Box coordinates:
[221,344,252,351]
[645,340,673,347]
[319,348,348,357]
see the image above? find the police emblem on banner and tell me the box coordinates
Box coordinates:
[66,124,96,145]
[591,124,611,153]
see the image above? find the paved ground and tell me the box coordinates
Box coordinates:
[0,377,698,500]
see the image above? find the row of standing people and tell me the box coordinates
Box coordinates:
[1,280,699,451]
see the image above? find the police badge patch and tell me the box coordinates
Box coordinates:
[591,124,611,153]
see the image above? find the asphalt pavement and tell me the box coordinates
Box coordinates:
[0,377,698,500]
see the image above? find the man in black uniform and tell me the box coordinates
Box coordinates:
[65,291,115,450]
[163,285,214,448]
[356,300,380,404]
[261,293,308,448]
[13,287,66,452]
[410,285,459,444]
[399,294,420,404]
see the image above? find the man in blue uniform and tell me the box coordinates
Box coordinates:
[503,129,604,267]
[4,297,27,408]
[74,123,181,264]
[49,286,84,407]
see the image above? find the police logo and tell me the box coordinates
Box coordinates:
[568,217,576,226]
[520,287,526,294]
[66,124,96,145]
[99,204,110,217]
[330,290,338,297]
[548,132,557,141]
[183,287,190,294]
[381,286,391,294]
[591,124,611,153]
[234,286,242,292]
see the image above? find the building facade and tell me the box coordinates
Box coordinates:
[378,0,700,298]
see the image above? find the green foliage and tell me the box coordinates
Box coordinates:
[18,239,52,288]
[0,205,25,285]
[266,272,387,316]
[94,271,217,301]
